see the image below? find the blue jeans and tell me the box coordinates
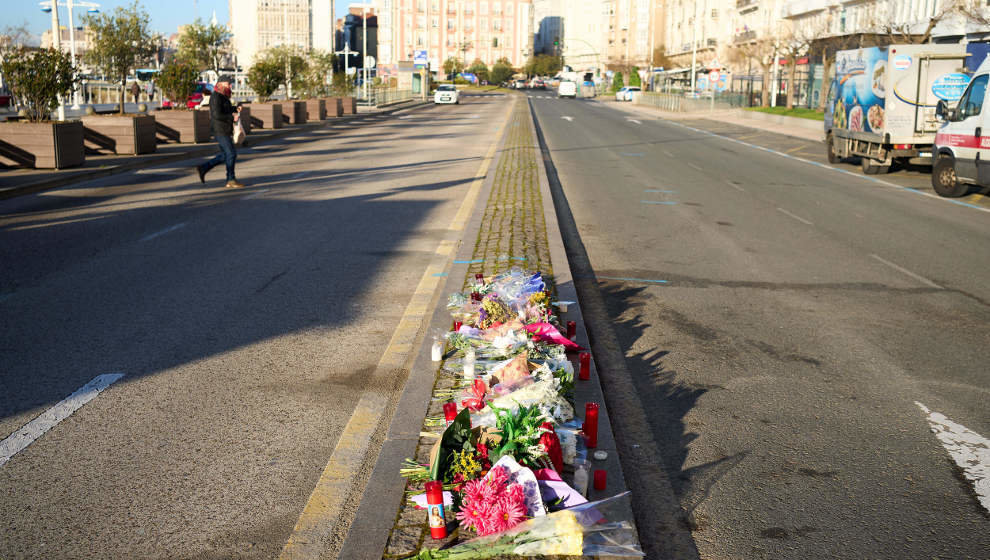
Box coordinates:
[203,134,236,180]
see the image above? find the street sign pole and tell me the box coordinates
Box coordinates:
[708,68,719,114]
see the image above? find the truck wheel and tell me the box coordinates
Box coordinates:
[826,135,839,164]
[861,157,889,175]
[931,156,969,197]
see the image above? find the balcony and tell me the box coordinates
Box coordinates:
[734,30,756,43]
[736,0,758,14]
[782,0,834,19]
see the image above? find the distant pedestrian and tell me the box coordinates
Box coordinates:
[146,80,155,102]
[195,76,244,188]
[129,81,140,104]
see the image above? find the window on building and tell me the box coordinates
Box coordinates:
[493,37,498,47]
[505,3,511,15]
[416,0,425,12]
[480,2,488,15]
[416,32,426,46]
[711,8,718,19]
[417,15,426,28]
[447,17,456,30]
[493,19,501,31]
[431,16,439,28]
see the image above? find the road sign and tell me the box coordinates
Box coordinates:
[708,69,720,83]
[365,55,376,68]
[414,50,428,69]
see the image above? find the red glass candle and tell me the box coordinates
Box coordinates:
[453,321,462,332]
[443,402,458,428]
[425,481,448,539]
[566,320,576,340]
[579,352,591,380]
[475,273,485,283]
[471,292,482,302]
[593,469,607,490]
[583,402,599,448]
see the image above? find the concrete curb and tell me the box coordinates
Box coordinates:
[0,101,430,201]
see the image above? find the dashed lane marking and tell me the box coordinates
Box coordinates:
[870,254,942,289]
[915,402,990,513]
[725,180,746,192]
[0,373,125,468]
[663,120,990,214]
[140,222,186,242]
[776,207,813,225]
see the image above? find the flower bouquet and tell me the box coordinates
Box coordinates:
[409,492,644,559]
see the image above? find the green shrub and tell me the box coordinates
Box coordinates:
[610,72,624,92]
[0,47,75,121]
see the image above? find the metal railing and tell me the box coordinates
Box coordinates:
[633,91,747,112]
[357,87,416,106]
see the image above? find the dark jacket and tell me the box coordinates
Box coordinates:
[210,92,237,137]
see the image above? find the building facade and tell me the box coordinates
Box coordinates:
[532,0,562,55]
[41,26,94,54]
[374,0,534,71]
[228,0,335,70]
[603,0,664,71]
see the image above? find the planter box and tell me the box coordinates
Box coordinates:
[81,114,157,155]
[325,97,344,117]
[238,106,251,134]
[154,109,211,144]
[342,96,357,114]
[282,101,307,124]
[247,103,283,129]
[0,120,85,169]
[305,98,326,121]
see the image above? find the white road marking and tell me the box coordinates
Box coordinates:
[915,402,990,513]
[561,116,574,122]
[776,207,813,226]
[725,180,746,192]
[241,188,270,200]
[662,119,990,214]
[140,222,186,242]
[0,373,125,468]
[870,254,942,289]
[688,162,703,171]
[626,118,642,125]
[662,150,675,157]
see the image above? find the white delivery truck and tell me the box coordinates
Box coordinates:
[931,57,990,197]
[825,44,970,174]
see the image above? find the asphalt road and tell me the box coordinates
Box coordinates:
[0,94,510,558]
[528,91,990,559]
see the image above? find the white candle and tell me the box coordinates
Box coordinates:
[431,340,443,361]
[464,361,475,380]
[573,460,590,496]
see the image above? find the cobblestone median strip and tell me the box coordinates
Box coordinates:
[379,99,637,559]
[381,100,554,559]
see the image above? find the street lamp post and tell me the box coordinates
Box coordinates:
[41,0,101,114]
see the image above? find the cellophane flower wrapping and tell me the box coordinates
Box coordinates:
[409,492,644,559]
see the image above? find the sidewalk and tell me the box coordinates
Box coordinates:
[336,97,636,559]
[0,100,426,201]
[601,98,824,143]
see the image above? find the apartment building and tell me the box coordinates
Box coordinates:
[228,0,335,70]
[41,26,95,54]
[532,0,562,55]
[663,0,735,68]
[603,0,664,70]
[375,0,534,70]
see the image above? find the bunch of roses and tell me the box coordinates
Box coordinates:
[454,466,528,536]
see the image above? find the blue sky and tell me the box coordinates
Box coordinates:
[7,0,353,41]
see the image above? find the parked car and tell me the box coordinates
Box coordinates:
[434,84,460,105]
[186,82,214,109]
[513,80,527,90]
[557,81,577,99]
[531,79,545,90]
[615,86,641,101]
[932,56,990,197]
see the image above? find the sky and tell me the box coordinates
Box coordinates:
[5,0,355,42]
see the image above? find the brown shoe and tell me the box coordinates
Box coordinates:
[225,179,245,188]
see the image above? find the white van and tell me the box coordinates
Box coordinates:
[557,81,577,99]
[932,57,990,197]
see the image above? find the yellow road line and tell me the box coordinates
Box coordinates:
[278,99,516,560]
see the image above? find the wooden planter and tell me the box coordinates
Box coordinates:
[0,120,84,169]
[324,97,344,117]
[282,101,307,124]
[154,109,211,144]
[237,106,251,134]
[81,114,157,155]
[305,98,326,121]
[247,103,282,129]
[342,96,357,115]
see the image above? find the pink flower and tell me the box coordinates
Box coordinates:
[455,502,489,532]
[495,494,527,530]
[462,478,486,504]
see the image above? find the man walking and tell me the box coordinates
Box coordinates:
[195,76,244,188]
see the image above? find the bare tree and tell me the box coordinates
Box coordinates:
[732,37,778,107]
